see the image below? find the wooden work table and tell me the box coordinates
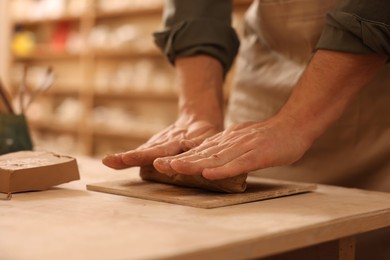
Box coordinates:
[1,157,389,259]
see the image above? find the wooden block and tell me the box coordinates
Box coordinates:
[87,176,317,209]
[140,165,247,193]
[0,150,80,193]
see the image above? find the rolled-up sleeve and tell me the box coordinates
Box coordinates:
[153,0,240,74]
[316,0,390,56]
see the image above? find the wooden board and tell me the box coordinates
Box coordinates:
[86,176,317,208]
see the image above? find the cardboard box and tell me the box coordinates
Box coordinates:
[0,151,80,193]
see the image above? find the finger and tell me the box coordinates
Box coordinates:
[162,145,213,167]
[174,137,239,163]
[155,131,238,172]
[170,144,250,175]
[168,154,223,175]
[153,152,191,174]
[102,153,129,169]
[180,126,221,151]
[202,150,263,180]
[180,138,203,151]
[153,157,179,176]
[121,140,182,166]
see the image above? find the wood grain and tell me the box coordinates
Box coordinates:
[87,176,317,208]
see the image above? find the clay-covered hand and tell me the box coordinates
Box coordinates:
[153,118,310,180]
[102,116,221,169]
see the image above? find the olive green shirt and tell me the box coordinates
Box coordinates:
[153,0,390,74]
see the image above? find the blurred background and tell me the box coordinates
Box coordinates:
[0,0,250,158]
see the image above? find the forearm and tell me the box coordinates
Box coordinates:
[102,54,224,169]
[277,50,387,147]
[154,0,238,130]
[175,55,224,129]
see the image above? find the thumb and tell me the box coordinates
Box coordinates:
[102,153,129,169]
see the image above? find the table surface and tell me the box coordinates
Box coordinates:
[1,157,390,260]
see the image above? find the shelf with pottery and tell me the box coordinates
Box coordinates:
[28,119,80,134]
[93,48,161,59]
[13,52,81,62]
[8,0,251,157]
[43,87,80,96]
[93,128,155,141]
[13,47,160,61]
[94,89,177,101]
[95,6,162,19]
[13,14,81,26]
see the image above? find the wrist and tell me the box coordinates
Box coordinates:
[177,105,224,131]
[175,54,225,129]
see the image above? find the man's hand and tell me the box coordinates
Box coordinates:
[102,116,221,169]
[153,118,309,180]
[103,54,225,170]
[154,50,387,180]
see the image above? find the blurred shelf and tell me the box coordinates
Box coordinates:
[29,120,80,134]
[93,48,161,59]
[14,49,160,61]
[13,15,82,26]
[45,88,80,96]
[94,91,177,101]
[95,6,163,19]
[95,0,250,18]
[8,0,250,157]
[13,52,81,62]
[93,128,152,141]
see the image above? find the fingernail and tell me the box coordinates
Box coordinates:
[102,154,127,169]
[121,151,138,164]
[170,158,183,166]
[202,169,218,180]
[169,159,187,172]
[154,158,172,173]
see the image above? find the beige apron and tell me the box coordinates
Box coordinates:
[226,0,390,192]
